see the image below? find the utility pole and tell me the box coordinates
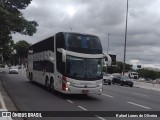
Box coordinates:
[106,33,110,74]
[107,33,110,54]
[123,0,129,75]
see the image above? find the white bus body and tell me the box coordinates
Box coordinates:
[26,32,111,95]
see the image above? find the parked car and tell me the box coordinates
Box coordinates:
[9,67,18,74]
[112,75,133,87]
[103,72,111,85]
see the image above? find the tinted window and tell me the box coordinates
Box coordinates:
[33,61,54,73]
[66,34,101,49]
[29,36,54,53]
[65,33,102,54]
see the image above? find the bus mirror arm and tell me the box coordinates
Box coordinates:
[57,48,66,62]
[103,53,112,66]
[62,49,66,62]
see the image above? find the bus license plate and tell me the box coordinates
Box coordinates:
[82,90,89,94]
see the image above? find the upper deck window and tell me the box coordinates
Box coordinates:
[66,34,102,50]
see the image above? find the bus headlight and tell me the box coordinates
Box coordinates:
[99,88,103,95]
[66,88,69,91]
[65,87,70,91]
[97,83,102,87]
[99,83,102,86]
[67,82,70,85]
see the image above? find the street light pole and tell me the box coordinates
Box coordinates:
[107,33,110,54]
[123,0,129,75]
[106,33,110,74]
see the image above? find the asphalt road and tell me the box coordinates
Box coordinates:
[0,71,160,120]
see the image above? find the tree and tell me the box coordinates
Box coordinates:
[0,0,38,51]
[14,40,30,66]
[137,69,160,80]
[1,39,14,64]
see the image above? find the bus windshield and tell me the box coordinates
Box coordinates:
[66,56,103,80]
[66,33,102,54]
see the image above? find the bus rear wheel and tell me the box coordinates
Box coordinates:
[45,77,50,91]
[50,79,55,94]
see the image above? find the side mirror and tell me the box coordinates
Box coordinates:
[103,53,112,66]
[57,48,66,62]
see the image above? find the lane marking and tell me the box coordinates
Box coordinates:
[78,106,87,111]
[66,99,74,103]
[133,92,148,97]
[102,93,114,98]
[94,115,106,120]
[127,102,151,109]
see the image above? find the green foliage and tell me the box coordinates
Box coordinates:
[10,53,19,66]
[0,0,38,64]
[0,0,38,36]
[2,0,32,13]
[0,63,5,68]
[137,69,160,80]
[0,0,38,50]
[1,39,14,63]
[13,40,30,66]
[15,40,30,58]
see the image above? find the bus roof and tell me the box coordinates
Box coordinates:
[62,32,99,38]
[30,32,99,47]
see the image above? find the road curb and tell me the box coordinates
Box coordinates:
[0,78,24,120]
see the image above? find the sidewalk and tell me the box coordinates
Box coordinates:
[0,68,24,120]
[133,80,160,92]
[0,79,13,120]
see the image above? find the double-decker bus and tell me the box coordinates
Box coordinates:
[26,32,111,94]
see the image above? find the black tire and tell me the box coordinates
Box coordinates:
[130,84,133,87]
[120,82,123,86]
[45,77,50,91]
[108,82,111,85]
[29,73,33,83]
[50,79,55,94]
[112,81,115,84]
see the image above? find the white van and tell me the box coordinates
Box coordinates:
[128,72,139,79]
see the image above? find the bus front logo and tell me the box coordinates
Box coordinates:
[84,85,87,88]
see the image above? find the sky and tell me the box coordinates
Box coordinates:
[12,0,160,69]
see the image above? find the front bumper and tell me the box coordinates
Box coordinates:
[60,85,103,95]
